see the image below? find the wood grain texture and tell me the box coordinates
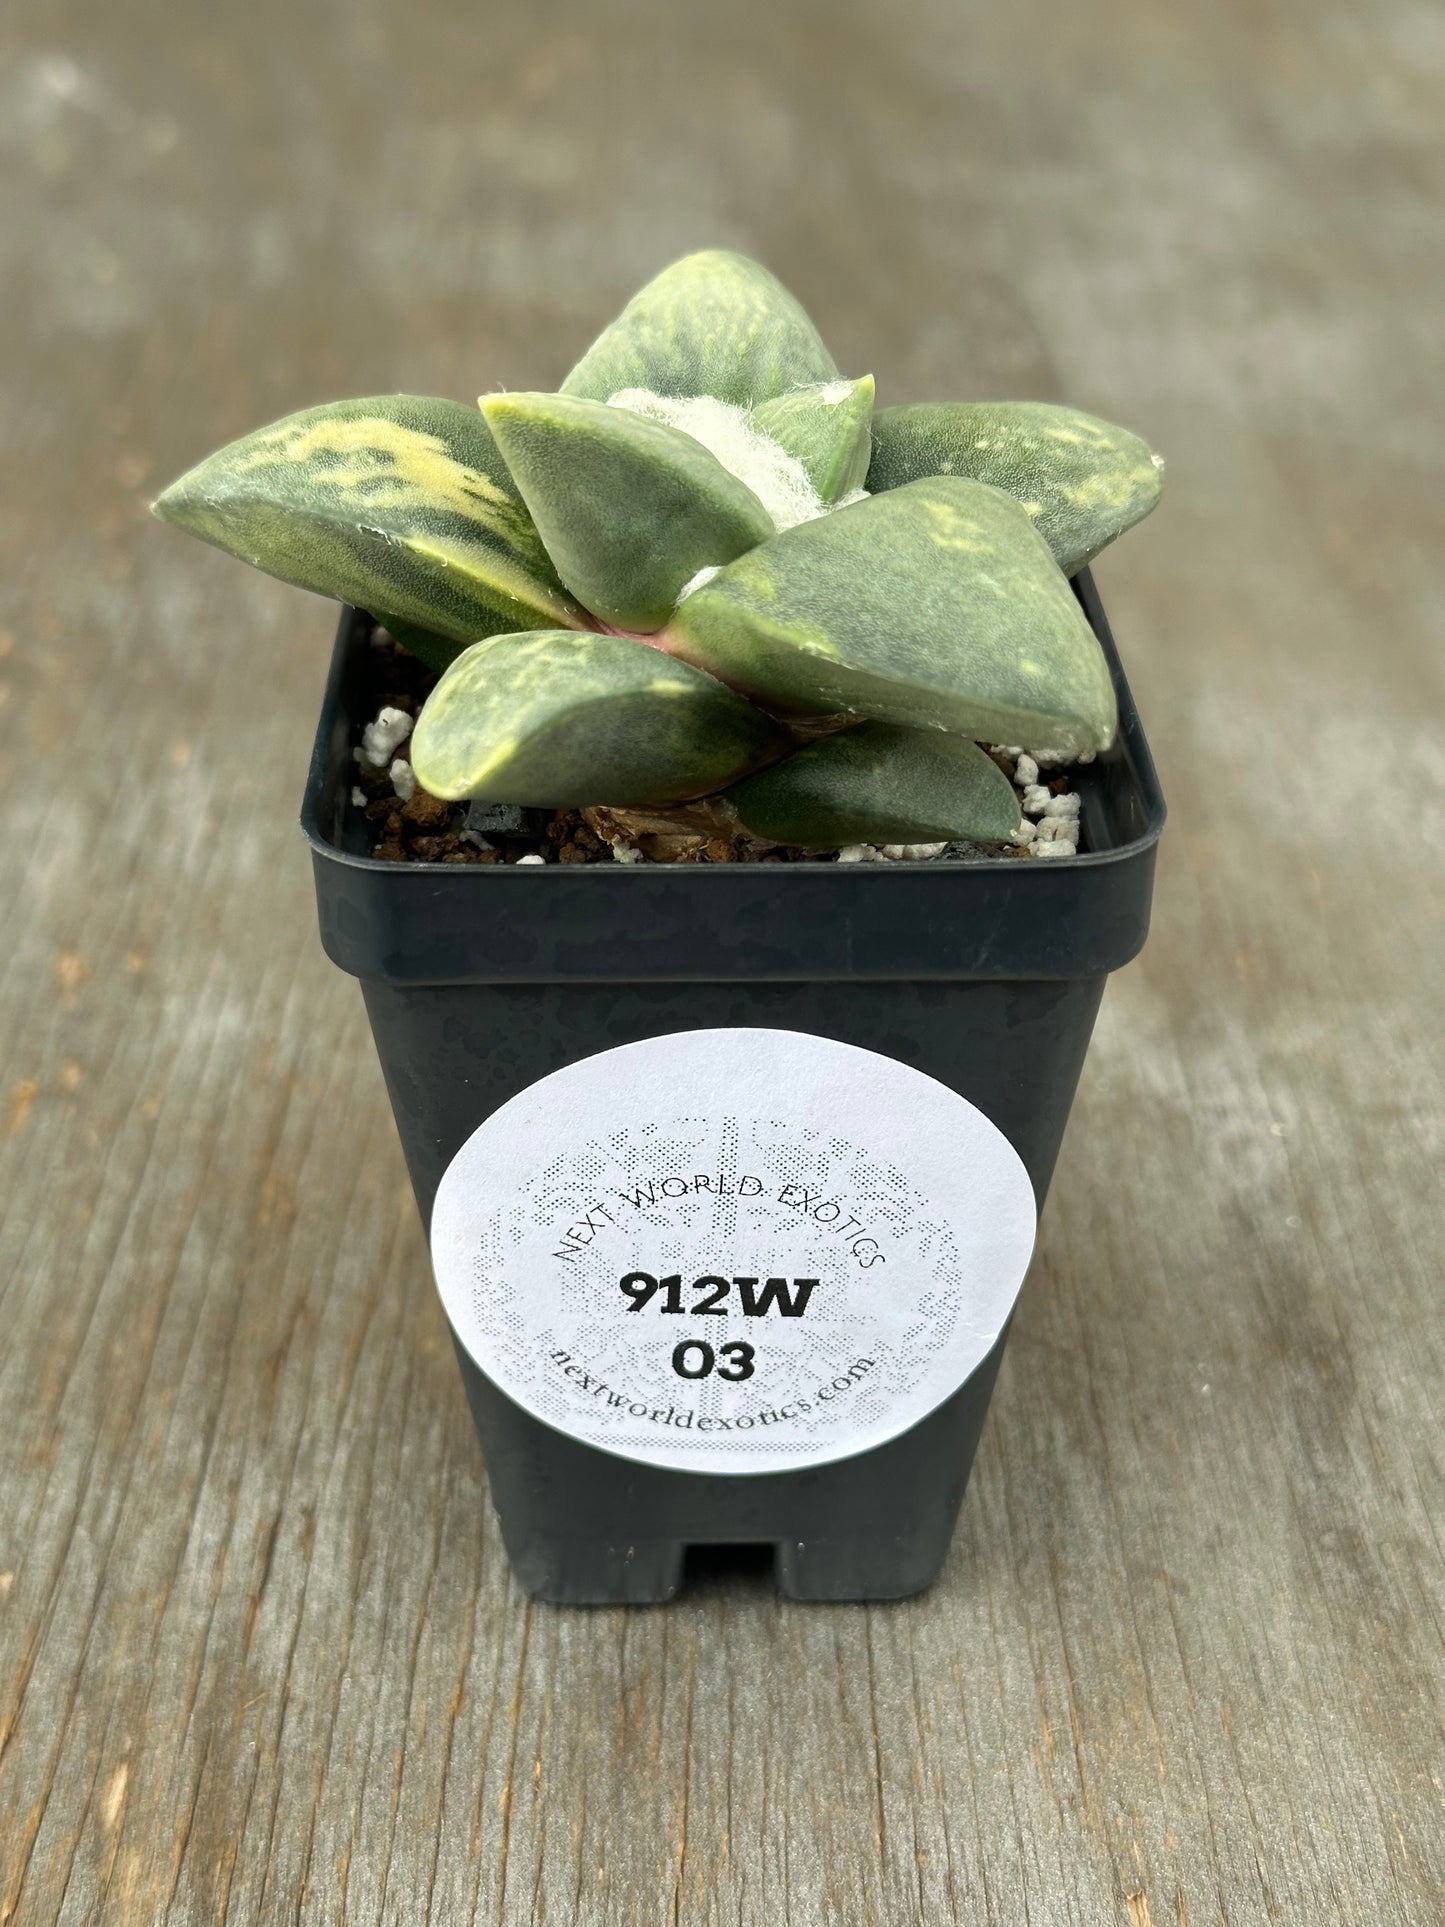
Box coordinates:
[1,0,1441,1920]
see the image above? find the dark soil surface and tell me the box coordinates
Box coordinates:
[350,626,1070,866]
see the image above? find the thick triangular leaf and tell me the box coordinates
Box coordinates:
[662,478,1117,752]
[153,396,584,643]
[867,401,1163,574]
[726,723,1020,847]
[560,250,840,408]
[409,629,787,805]
[481,392,773,631]
[751,376,874,503]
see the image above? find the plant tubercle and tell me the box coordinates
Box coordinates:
[153,250,1164,852]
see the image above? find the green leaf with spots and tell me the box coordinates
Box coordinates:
[152,395,585,647]
[409,629,788,805]
[480,392,774,632]
[559,250,840,408]
[866,401,1164,575]
[751,375,875,503]
[726,722,1020,847]
[662,477,1117,752]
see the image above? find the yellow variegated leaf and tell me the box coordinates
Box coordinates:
[560,251,840,408]
[410,629,788,804]
[153,396,585,654]
[663,477,1118,753]
[481,391,773,632]
[867,401,1164,575]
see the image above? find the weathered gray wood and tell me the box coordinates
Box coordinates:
[1,0,1442,1920]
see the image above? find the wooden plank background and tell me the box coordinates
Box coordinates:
[1,0,1441,1919]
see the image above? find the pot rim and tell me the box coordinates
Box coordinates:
[302,567,1165,878]
[301,568,1166,985]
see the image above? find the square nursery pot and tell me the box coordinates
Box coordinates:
[302,569,1165,1605]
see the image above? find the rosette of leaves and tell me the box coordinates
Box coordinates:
[154,250,1163,850]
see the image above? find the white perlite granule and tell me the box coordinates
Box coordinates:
[356,705,413,768]
[837,842,948,863]
[389,759,417,802]
[992,744,1095,770]
[1026,810,1080,854]
[515,852,545,866]
[987,747,1085,855]
[350,786,367,808]
[606,388,867,534]
[1038,747,1094,769]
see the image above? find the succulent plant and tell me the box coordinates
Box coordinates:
[154,250,1163,851]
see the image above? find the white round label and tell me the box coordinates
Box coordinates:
[430,1028,1037,1476]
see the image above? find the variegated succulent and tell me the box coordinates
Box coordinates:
[154,250,1163,850]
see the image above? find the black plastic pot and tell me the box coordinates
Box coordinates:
[302,570,1165,1604]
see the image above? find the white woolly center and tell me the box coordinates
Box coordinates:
[607,388,865,534]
